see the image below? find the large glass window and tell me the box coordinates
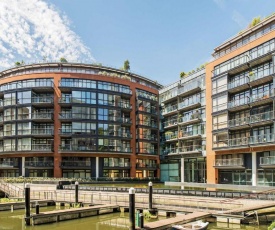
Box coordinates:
[72,91,96,104]
[17,91,31,104]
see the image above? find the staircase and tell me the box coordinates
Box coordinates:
[0,180,24,198]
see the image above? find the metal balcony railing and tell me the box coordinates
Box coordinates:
[136,148,158,155]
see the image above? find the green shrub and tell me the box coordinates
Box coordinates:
[268,221,275,230]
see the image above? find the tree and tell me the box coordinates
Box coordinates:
[180,72,186,79]
[123,60,130,72]
[15,60,24,66]
[249,17,261,28]
[60,57,68,63]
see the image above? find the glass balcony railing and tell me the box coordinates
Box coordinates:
[137,134,158,141]
[104,162,131,167]
[179,145,204,153]
[250,90,274,103]
[228,137,249,146]
[17,144,53,151]
[32,96,54,104]
[160,92,178,103]
[32,113,53,120]
[214,158,243,167]
[137,120,158,128]
[249,133,274,144]
[99,131,132,138]
[162,148,178,155]
[178,97,201,110]
[25,161,54,167]
[162,105,177,115]
[60,161,91,167]
[260,156,275,166]
[228,97,249,109]
[179,129,203,138]
[228,111,274,128]
[0,161,18,167]
[59,144,96,151]
[17,128,53,135]
[228,78,249,90]
[228,117,250,127]
[163,119,178,128]
[250,111,274,124]
[178,81,202,95]
[136,148,158,155]
[165,133,178,141]
[136,163,158,168]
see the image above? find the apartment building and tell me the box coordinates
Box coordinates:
[0,63,162,179]
[207,15,275,186]
[159,69,206,183]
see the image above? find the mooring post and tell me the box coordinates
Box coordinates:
[138,208,144,228]
[129,187,135,230]
[149,181,153,210]
[24,183,31,226]
[75,181,79,203]
[35,201,39,214]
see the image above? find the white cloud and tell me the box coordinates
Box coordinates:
[0,0,94,69]
[213,0,226,11]
[232,10,248,28]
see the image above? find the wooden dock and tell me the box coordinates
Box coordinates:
[31,204,119,225]
[144,212,211,230]
[220,201,275,214]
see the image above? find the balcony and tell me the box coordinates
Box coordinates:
[178,81,202,97]
[32,113,53,122]
[136,163,158,169]
[164,119,178,129]
[59,144,96,152]
[104,162,131,168]
[162,148,178,155]
[17,144,53,152]
[178,130,202,140]
[137,121,158,129]
[18,128,53,137]
[32,96,54,107]
[249,133,274,145]
[228,111,274,130]
[178,98,201,112]
[136,92,158,102]
[228,97,250,112]
[178,145,204,154]
[60,161,91,168]
[160,92,178,103]
[260,156,275,168]
[0,161,18,168]
[137,134,158,142]
[214,158,244,169]
[178,113,202,126]
[250,90,274,107]
[165,133,178,142]
[99,131,132,139]
[162,105,178,116]
[25,161,54,168]
[228,137,249,147]
[140,107,157,115]
[59,129,72,136]
[99,146,132,153]
[136,148,158,155]
[121,117,132,125]
[228,78,249,93]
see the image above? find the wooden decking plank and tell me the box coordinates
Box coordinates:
[221,202,275,214]
[144,212,211,229]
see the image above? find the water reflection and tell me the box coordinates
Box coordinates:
[0,206,270,230]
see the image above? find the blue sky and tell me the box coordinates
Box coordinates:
[1,0,274,85]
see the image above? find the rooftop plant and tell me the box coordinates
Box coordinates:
[123,60,130,72]
[60,57,68,63]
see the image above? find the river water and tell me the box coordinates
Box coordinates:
[0,206,269,230]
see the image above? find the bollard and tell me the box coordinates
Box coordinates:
[129,187,135,230]
[149,181,153,210]
[75,181,79,203]
[137,208,144,228]
[35,201,39,214]
[24,183,31,226]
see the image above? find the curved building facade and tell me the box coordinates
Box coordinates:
[0,63,162,179]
